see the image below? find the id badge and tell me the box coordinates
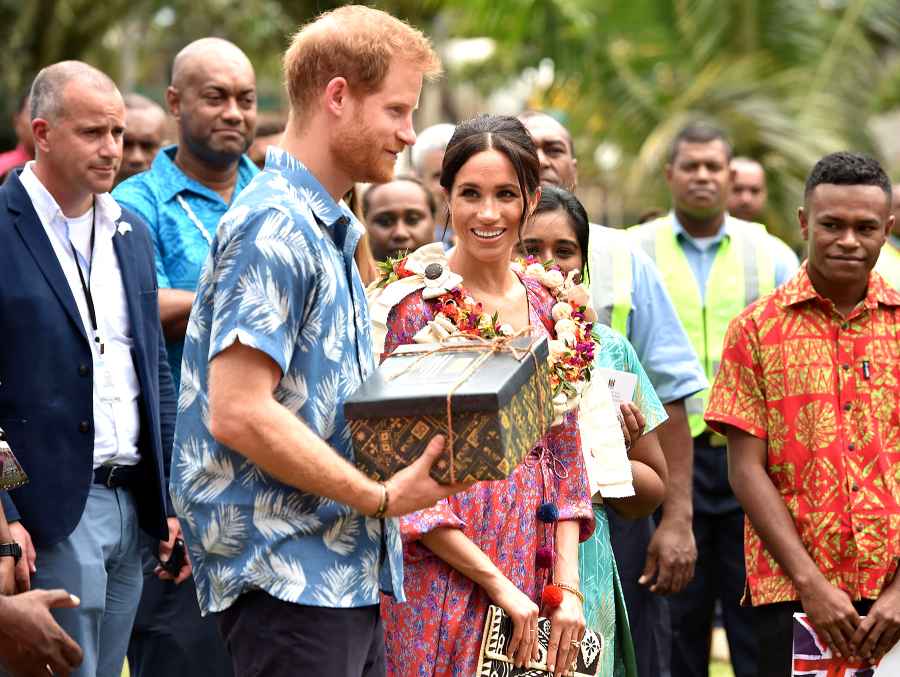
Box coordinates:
[0,428,28,490]
[95,355,121,405]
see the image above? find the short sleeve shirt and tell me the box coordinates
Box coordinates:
[705,264,900,606]
[170,147,402,615]
[112,146,259,390]
[624,241,708,404]
[592,323,668,433]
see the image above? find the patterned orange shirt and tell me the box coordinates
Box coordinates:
[705,264,900,606]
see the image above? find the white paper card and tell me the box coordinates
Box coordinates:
[594,368,637,405]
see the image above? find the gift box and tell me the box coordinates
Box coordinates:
[344,336,553,484]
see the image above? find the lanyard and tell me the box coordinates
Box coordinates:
[68,199,104,355]
[176,195,214,245]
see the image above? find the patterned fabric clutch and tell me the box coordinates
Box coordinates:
[476,604,602,677]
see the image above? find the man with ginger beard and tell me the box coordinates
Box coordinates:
[113,37,259,677]
[169,7,471,675]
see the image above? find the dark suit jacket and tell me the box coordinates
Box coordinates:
[0,170,176,547]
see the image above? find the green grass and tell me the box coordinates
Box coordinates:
[710,661,735,677]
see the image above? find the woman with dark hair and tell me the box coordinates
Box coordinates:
[521,184,669,677]
[377,116,594,677]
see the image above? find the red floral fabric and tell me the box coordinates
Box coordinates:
[380,273,594,677]
[706,265,900,606]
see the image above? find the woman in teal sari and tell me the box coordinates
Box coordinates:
[520,185,668,676]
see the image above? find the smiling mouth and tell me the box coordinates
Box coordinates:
[472,229,504,240]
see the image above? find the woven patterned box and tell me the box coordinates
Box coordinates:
[344,336,553,484]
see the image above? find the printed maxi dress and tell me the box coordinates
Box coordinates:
[380,273,595,677]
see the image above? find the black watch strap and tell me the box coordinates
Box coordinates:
[0,541,21,563]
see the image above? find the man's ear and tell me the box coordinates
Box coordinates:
[165,86,181,119]
[323,77,351,118]
[31,118,51,155]
[798,206,810,241]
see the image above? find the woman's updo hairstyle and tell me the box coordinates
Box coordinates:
[440,115,541,233]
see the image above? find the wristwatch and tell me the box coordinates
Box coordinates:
[0,542,21,564]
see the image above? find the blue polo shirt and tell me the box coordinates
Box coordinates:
[171,146,396,615]
[670,213,798,299]
[112,145,258,390]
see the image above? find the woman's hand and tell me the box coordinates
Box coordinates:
[618,401,646,450]
[488,578,540,668]
[545,589,586,676]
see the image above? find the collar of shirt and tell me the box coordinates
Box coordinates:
[779,262,900,311]
[670,210,735,251]
[152,145,258,205]
[264,146,356,243]
[19,162,122,243]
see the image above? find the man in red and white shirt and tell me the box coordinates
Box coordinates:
[706,152,900,676]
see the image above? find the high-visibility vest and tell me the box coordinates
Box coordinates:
[629,215,776,437]
[586,223,633,337]
[875,240,900,290]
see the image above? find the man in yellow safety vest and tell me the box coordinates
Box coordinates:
[628,122,798,677]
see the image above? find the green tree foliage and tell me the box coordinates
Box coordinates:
[444,0,900,240]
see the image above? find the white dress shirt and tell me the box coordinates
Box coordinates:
[19,163,141,468]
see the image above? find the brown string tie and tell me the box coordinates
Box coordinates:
[383,328,548,483]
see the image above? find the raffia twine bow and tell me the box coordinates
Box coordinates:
[383,327,549,483]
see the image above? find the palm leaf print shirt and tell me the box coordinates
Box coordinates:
[170,147,402,614]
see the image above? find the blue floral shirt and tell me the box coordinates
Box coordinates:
[170,147,402,615]
[112,146,259,390]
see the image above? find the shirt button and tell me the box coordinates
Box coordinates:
[78,421,90,433]
[842,364,850,371]
[78,364,89,376]
[844,402,852,412]
[852,483,860,492]
[849,443,856,451]
[841,322,849,330]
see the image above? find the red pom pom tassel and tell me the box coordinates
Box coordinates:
[541,584,564,609]
[535,546,554,569]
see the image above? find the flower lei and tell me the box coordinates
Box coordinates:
[390,251,597,421]
[511,257,598,420]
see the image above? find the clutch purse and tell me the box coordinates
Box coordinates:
[476,604,602,677]
[0,428,28,491]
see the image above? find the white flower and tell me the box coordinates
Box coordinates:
[401,244,462,300]
[498,323,514,336]
[413,313,458,343]
[541,269,565,289]
[117,221,133,236]
[526,263,546,278]
[551,302,573,321]
[564,284,591,309]
[558,331,577,347]
[510,261,525,273]
[548,339,569,359]
[555,318,577,336]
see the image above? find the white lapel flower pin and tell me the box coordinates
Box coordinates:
[117,221,133,236]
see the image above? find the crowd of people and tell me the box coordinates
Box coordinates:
[0,4,899,677]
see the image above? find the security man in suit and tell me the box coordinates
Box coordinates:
[0,61,179,677]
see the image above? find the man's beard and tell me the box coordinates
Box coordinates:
[182,123,251,170]
[332,115,394,184]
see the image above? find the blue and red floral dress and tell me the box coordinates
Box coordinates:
[380,273,595,677]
